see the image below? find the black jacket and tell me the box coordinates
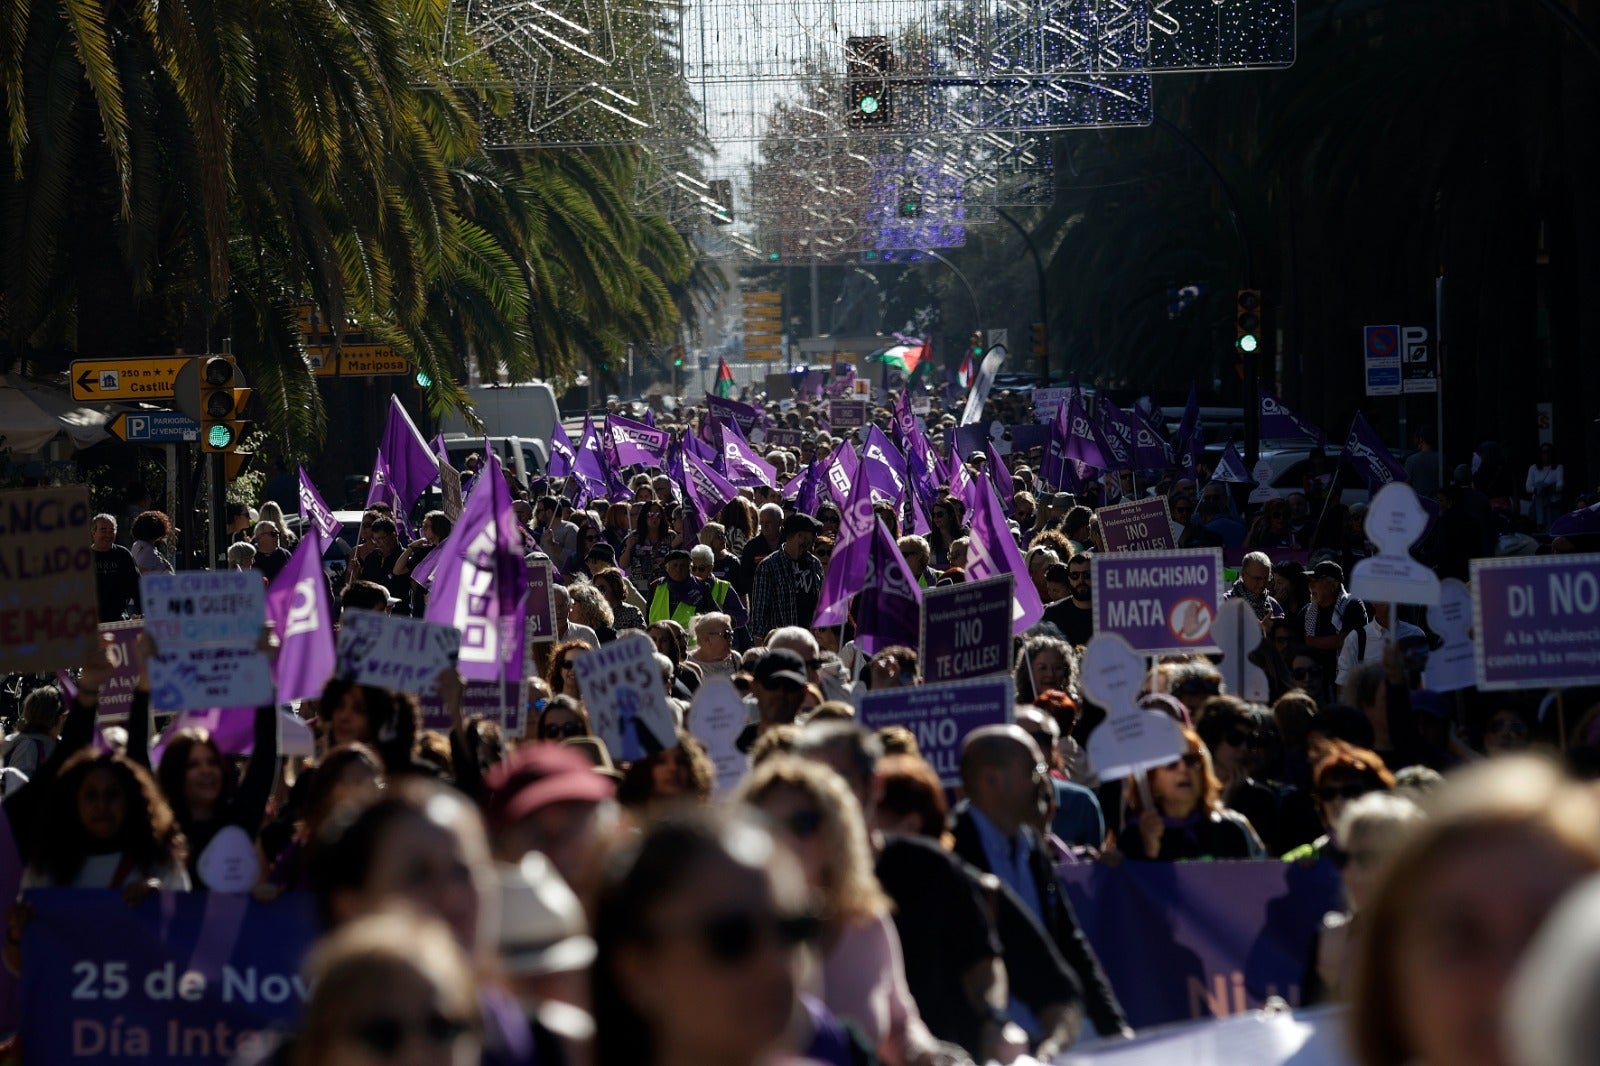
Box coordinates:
[951,806,1128,1037]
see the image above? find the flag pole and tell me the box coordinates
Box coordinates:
[1310,419,1353,546]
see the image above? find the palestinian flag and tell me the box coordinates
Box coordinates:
[956,352,974,388]
[715,356,735,398]
[870,340,928,379]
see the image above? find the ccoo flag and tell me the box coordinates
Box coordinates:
[264,534,336,702]
[1343,413,1408,492]
[427,452,529,682]
[297,466,341,551]
[1258,388,1326,445]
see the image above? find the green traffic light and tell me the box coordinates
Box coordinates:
[207,424,235,449]
[1237,334,1260,353]
[767,253,780,261]
[415,370,433,388]
[858,95,880,115]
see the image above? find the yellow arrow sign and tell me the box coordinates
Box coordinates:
[70,358,193,402]
[306,345,409,377]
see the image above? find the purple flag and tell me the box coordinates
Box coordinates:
[816,468,875,626]
[1259,388,1326,444]
[431,433,448,462]
[854,519,923,655]
[573,416,612,505]
[1098,398,1136,468]
[965,477,1044,630]
[297,466,341,550]
[644,408,656,429]
[1061,390,1110,470]
[718,422,777,488]
[605,414,670,467]
[1133,407,1175,469]
[152,708,260,764]
[1343,413,1407,492]
[950,455,980,516]
[795,452,826,515]
[861,426,908,505]
[824,443,861,509]
[264,534,335,702]
[985,440,1014,513]
[365,448,408,535]
[891,391,939,510]
[1211,442,1255,484]
[1175,383,1200,448]
[426,452,529,682]
[682,448,739,522]
[685,428,718,463]
[378,395,440,516]
[410,542,443,589]
[705,393,762,435]
[903,485,932,537]
[1042,396,1072,490]
[547,421,576,478]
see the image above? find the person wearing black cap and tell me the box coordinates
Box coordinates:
[734,648,811,753]
[749,513,824,643]
[646,548,709,631]
[1298,560,1368,682]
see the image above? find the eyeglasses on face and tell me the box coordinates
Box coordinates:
[1291,667,1322,681]
[1159,752,1204,771]
[1223,728,1261,749]
[558,659,578,671]
[541,720,586,740]
[1066,569,1090,582]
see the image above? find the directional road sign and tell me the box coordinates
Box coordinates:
[305,345,409,377]
[70,358,191,402]
[108,411,201,443]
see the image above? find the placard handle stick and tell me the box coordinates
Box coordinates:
[1133,772,1155,813]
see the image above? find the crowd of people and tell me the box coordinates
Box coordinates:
[9,383,1600,1066]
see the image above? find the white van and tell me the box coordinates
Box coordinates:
[440,381,563,472]
[441,435,547,485]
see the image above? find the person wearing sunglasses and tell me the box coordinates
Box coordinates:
[544,640,591,702]
[292,910,482,1066]
[1284,741,1396,864]
[1040,552,1094,647]
[536,695,591,743]
[926,500,968,570]
[1118,728,1264,862]
[689,612,740,679]
[591,810,828,1066]
[738,757,955,1066]
[1479,706,1534,758]
[620,503,674,593]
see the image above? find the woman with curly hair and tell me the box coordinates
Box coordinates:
[544,640,592,702]
[22,751,188,890]
[617,731,716,814]
[129,510,175,575]
[315,679,421,777]
[621,501,674,592]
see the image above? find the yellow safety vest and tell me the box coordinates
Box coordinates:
[649,583,699,633]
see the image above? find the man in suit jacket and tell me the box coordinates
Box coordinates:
[952,725,1131,1040]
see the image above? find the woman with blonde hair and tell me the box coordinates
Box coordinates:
[1349,757,1600,1066]
[1118,727,1264,860]
[736,757,947,1066]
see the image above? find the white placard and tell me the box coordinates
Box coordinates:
[142,571,266,648]
[196,825,262,893]
[1213,598,1270,703]
[149,646,275,712]
[1425,577,1475,692]
[335,611,461,694]
[1350,482,1440,606]
[572,631,677,762]
[688,679,749,795]
[1080,633,1187,781]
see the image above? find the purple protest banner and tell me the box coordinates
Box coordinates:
[604,414,670,467]
[919,575,1014,684]
[61,621,141,723]
[816,470,875,627]
[965,477,1045,630]
[263,534,335,702]
[1098,496,1177,552]
[857,675,1015,784]
[523,560,557,651]
[853,520,922,656]
[1471,553,1600,690]
[420,678,522,731]
[296,466,340,549]
[705,393,761,435]
[829,399,869,430]
[1092,548,1224,655]
[1059,860,1342,1028]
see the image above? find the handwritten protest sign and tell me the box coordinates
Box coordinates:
[1093,548,1223,656]
[1471,553,1600,690]
[524,561,556,650]
[857,675,1014,784]
[335,611,460,694]
[1098,497,1177,552]
[920,575,1014,683]
[1081,633,1187,780]
[142,572,271,712]
[1032,387,1071,424]
[688,679,749,795]
[22,888,318,1065]
[0,486,98,672]
[438,460,463,520]
[572,631,676,761]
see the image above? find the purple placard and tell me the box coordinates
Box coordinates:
[1471,553,1600,691]
[1098,496,1177,552]
[1092,548,1223,655]
[420,678,522,730]
[829,400,869,430]
[919,575,1014,684]
[524,562,556,647]
[857,675,1014,784]
[764,428,805,448]
[64,621,142,723]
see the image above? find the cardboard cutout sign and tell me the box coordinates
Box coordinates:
[573,631,677,761]
[1350,482,1440,605]
[335,612,461,694]
[0,486,98,672]
[1080,634,1188,780]
[1424,578,1475,692]
[1212,598,1270,703]
[688,679,749,796]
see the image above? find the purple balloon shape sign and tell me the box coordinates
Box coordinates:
[1080,634,1187,782]
[1471,552,1600,691]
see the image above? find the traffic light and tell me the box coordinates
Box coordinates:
[969,332,984,358]
[1031,322,1048,360]
[1235,289,1262,353]
[898,196,921,219]
[672,344,685,368]
[199,355,250,453]
[414,369,433,388]
[846,36,893,127]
